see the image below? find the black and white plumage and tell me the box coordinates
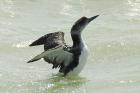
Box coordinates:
[28,15,99,76]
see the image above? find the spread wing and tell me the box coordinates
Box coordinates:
[29,31,66,51]
[27,47,73,73]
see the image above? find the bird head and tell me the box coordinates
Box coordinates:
[71,15,99,34]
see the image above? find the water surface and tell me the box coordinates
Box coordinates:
[0,0,140,93]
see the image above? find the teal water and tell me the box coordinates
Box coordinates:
[0,0,140,93]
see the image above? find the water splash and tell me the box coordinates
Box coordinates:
[12,40,33,48]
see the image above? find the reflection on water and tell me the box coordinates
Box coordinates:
[12,40,33,48]
[23,75,87,93]
[127,0,140,17]
[0,0,15,18]
[0,73,87,93]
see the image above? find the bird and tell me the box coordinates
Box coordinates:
[27,15,99,76]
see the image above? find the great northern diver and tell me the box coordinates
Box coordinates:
[28,15,99,76]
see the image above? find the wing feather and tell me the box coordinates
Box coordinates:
[28,47,73,67]
[29,32,66,51]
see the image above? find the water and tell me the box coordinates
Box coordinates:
[0,0,140,93]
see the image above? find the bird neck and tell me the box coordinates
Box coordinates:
[71,31,84,48]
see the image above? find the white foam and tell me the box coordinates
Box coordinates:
[12,40,33,48]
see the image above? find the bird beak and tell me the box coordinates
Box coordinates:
[88,15,99,22]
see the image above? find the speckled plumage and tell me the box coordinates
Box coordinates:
[28,15,99,76]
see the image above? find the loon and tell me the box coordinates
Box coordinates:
[27,15,99,76]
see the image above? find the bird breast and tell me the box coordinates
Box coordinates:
[69,44,88,75]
